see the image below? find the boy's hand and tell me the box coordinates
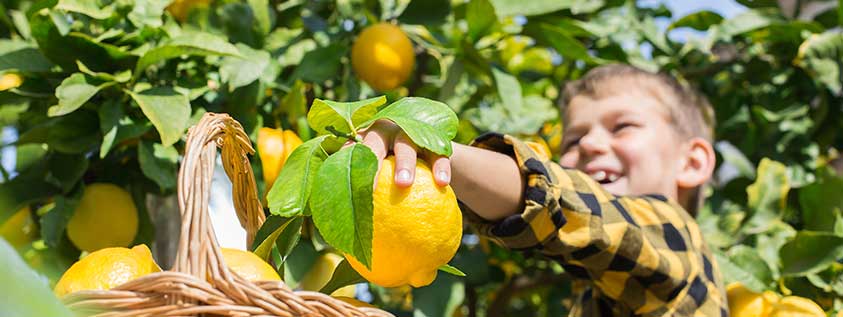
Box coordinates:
[347,119,451,188]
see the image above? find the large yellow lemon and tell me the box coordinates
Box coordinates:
[769,296,826,317]
[66,183,138,252]
[258,128,303,191]
[299,252,356,297]
[345,156,462,288]
[726,282,776,317]
[351,23,415,92]
[220,248,281,281]
[54,245,160,297]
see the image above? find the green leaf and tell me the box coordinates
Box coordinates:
[48,73,113,117]
[278,80,307,122]
[128,0,169,28]
[412,273,465,317]
[18,111,100,154]
[492,68,522,110]
[135,33,240,75]
[756,221,796,279]
[397,0,450,25]
[465,95,557,136]
[639,16,672,54]
[307,96,386,137]
[221,44,271,91]
[310,144,377,269]
[796,32,843,95]
[438,264,466,277]
[467,0,497,42]
[489,0,573,16]
[283,237,319,289]
[98,101,151,158]
[46,153,88,193]
[275,217,304,263]
[137,141,179,190]
[247,0,271,35]
[539,23,597,63]
[743,158,789,234]
[40,189,81,248]
[781,231,843,276]
[734,0,777,8]
[30,11,136,72]
[0,239,73,317]
[715,141,756,179]
[128,87,190,147]
[799,167,843,232]
[76,61,131,83]
[55,0,113,19]
[0,39,53,72]
[669,10,724,31]
[251,216,300,261]
[268,135,328,217]
[291,45,347,83]
[727,245,774,289]
[0,170,59,223]
[717,9,781,38]
[319,258,365,295]
[715,252,768,293]
[220,3,263,48]
[366,97,459,156]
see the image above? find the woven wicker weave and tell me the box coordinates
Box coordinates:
[62,113,394,317]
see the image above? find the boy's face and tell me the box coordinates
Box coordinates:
[559,90,685,199]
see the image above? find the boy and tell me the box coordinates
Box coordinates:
[357,64,728,316]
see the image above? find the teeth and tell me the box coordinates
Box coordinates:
[589,171,607,182]
[608,174,619,182]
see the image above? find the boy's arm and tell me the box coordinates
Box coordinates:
[460,133,727,316]
[449,142,525,221]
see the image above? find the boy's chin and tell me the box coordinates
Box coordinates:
[600,178,628,196]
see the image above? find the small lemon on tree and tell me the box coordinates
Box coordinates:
[257,128,303,193]
[66,183,139,252]
[256,95,465,293]
[351,23,415,92]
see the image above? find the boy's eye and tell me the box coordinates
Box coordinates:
[613,122,635,133]
[562,137,581,151]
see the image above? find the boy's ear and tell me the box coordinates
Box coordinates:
[677,137,716,189]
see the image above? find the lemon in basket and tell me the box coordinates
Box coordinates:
[221,248,281,281]
[54,245,160,297]
[344,156,462,288]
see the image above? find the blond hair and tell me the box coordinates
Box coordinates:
[560,64,715,215]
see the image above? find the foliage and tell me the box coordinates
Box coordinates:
[0,0,842,315]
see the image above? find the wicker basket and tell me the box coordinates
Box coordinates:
[62,113,394,317]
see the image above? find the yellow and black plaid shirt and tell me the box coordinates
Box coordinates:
[464,133,729,317]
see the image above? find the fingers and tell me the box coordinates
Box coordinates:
[429,154,451,186]
[392,132,417,187]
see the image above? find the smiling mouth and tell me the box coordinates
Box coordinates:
[588,170,620,185]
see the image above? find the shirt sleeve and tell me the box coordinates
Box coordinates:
[462,132,728,316]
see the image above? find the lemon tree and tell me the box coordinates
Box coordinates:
[1,0,843,315]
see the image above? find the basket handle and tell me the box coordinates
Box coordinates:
[173,112,266,281]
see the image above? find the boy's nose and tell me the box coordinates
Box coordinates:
[578,130,610,157]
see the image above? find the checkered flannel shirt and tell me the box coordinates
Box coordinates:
[463,133,729,317]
